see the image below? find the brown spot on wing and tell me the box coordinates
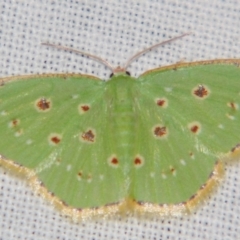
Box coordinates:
[10,119,20,127]
[157,99,165,106]
[48,133,62,146]
[81,105,90,112]
[192,85,209,99]
[111,157,118,165]
[188,122,201,134]
[108,155,119,168]
[82,130,95,142]
[154,126,167,137]
[134,158,141,165]
[194,85,208,98]
[156,98,168,108]
[133,155,145,168]
[79,104,91,114]
[228,102,238,110]
[51,136,61,144]
[191,125,199,133]
[36,98,51,112]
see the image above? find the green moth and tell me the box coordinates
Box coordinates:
[0,34,240,221]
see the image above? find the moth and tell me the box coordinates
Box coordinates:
[0,33,239,220]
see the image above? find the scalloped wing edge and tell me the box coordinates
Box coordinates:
[3,151,240,221]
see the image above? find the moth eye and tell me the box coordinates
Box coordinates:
[109,73,114,78]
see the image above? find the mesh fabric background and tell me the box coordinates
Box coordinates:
[0,1,240,240]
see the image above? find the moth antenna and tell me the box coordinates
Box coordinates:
[123,32,191,70]
[41,42,115,73]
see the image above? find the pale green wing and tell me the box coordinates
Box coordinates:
[1,60,240,219]
[0,74,126,211]
[130,60,240,209]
